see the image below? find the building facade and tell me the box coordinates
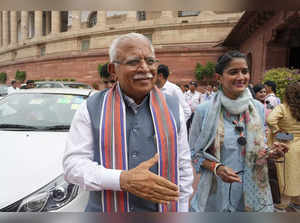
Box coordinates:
[0,11,242,88]
[222,11,300,84]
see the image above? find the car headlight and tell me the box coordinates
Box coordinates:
[17,174,79,212]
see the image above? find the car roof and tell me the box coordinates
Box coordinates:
[12,88,98,96]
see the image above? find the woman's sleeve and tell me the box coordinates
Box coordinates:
[189,106,205,170]
[266,104,284,134]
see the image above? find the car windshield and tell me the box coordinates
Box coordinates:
[0,93,86,130]
[64,83,91,89]
[35,83,63,88]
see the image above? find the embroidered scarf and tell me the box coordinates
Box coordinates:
[99,84,179,212]
[190,89,273,212]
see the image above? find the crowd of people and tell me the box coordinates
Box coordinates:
[4,32,295,213]
[62,33,300,213]
[6,79,35,94]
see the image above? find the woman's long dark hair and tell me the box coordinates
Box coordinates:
[285,81,300,121]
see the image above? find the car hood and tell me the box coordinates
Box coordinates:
[0,131,68,209]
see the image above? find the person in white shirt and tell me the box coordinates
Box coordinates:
[201,85,214,102]
[264,80,281,109]
[185,81,202,112]
[156,64,192,121]
[63,33,193,212]
[7,80,20,94]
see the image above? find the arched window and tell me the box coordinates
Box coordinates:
[88,11,97,28]
[137,11,146,21]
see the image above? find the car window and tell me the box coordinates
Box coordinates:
[36,83,63,88]
[0,93,87,129]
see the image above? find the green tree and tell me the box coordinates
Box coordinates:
[263,68,300,101]
[0,72,7,84]
[195,61,216,81]
[15,70,26,83]
[98,64,103,77]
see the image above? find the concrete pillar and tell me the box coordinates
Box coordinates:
[96,10,106,28]
[51,11,60,34]
[10,11,17,45]
[2,11,9,46]
[0,12,2,47]
[161,11,173,18]
[21,11,29,41]
[34,10,43,38]
[71,11,81,31]
[45,11,51,35]
[126,11,136,23]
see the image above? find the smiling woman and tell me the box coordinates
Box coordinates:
[189,50,289,212]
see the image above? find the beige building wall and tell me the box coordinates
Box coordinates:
[0,10,242,76]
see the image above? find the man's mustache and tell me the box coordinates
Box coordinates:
[133,73,154,80]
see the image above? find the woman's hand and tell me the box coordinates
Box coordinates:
[268,142,289,159]
[216,166,242,183]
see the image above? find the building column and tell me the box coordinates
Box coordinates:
[71,11,81,31]
[21,11,29,41]
[45,11,51,35]
[96,10,106,28]
[10,11,17,45]
[0,12,2,47]
[51,11,60,34]
[161,11,173,18]
[2,11,9,47]
[126,11,136,23]
[34,10,43,38]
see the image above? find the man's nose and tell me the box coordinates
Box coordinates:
[138,59,150,71]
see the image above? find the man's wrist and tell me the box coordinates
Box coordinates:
[119,170,129,191]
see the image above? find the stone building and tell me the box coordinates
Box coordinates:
[0,11,242,88]
[222,11,300,84]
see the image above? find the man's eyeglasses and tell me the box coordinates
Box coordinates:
[113,57,159,68]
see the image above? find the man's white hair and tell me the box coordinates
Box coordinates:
[109,33,155,63]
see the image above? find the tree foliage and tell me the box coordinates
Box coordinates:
[15,70,26,83]
[0,72,7,83]
[263,68,300,101]
[195,61,216,81]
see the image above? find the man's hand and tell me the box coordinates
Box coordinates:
[120,154,179,204]
[216,166,242,183]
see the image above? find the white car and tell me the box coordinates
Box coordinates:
[0,88,97,212]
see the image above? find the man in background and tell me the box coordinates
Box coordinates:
[185,81,201,113]
[264,80,281,109]
[100,63,116,89]
[156,64,191,121]
[7,80,20,94]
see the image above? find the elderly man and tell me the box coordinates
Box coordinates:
[63,33,193,212]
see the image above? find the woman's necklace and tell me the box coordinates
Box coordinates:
[232,113,247,146]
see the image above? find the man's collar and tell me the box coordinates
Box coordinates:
[117,83,149,114]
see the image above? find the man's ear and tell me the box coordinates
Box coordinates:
[108,63,116,75]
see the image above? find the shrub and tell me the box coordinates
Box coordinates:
[70,78,76,82]
[195,61,216,81]
[15,70,26,83]
[263,68,300,101]
[62,78,69,81]
[0,72,7,83]
[98,64,103,77]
